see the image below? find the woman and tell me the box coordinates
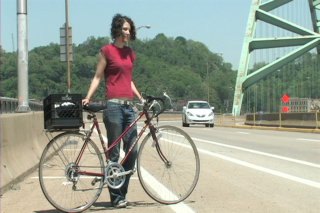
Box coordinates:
[82,13,143,208]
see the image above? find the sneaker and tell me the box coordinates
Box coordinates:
[114,200,127,208]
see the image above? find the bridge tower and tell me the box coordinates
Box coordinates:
[232,0,320,115]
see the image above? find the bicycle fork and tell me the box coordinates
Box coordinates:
[149,125,172,168]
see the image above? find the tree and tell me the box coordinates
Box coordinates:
[1,34,238,112]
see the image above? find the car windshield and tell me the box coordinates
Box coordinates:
[188,102,210,109]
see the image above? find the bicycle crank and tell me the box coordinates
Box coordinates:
[105,162,127,189]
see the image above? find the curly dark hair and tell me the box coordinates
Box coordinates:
[111,14,136,41]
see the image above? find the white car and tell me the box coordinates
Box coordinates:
[182,101,214,127]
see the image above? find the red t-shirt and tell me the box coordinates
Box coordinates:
[101,44,136,99]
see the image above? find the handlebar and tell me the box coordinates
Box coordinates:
[143,92,171,117]
[145,95,166,117]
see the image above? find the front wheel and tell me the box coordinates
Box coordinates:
[137,125,200,204]
[39,132,105,213]
[182,118,190,127]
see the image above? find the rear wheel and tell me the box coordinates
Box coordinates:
[137,125,200,204]
[39,132,104,213]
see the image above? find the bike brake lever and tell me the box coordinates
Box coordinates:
[163,92,173,106]
[149,100,160,110]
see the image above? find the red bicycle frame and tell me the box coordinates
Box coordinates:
[74,107,166,177]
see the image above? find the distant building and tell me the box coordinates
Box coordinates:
[281,97,320,113]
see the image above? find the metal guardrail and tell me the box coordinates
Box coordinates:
[0,97,43,114]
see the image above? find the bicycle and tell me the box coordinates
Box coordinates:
[39,91,200,212]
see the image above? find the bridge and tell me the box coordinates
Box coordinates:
[1,1,320,212]
[232,0,320,115]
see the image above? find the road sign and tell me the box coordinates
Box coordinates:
[282,106,289,113]
[60,23,73,62]
[281,94,290,103]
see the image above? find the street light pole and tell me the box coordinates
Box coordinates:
[207,61,209,103]
[16,0,31,112]
[136,25,151,31]
[207,52,223,104]
[127,25,151,46]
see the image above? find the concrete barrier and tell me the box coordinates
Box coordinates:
[245,112,320,129]
[1,112,48,193]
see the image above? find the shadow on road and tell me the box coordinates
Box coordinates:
[34,201,196,212]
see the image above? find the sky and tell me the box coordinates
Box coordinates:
[1,0,252,69]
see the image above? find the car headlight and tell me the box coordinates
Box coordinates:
[208,112,213,116]
[187,112,193,116]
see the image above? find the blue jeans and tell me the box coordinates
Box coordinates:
[103,101,138,206]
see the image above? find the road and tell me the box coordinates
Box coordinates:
[1,120,320,213]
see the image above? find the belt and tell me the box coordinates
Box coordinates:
[107,99,133,105]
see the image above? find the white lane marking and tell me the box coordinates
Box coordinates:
[138,128,320,189]
[158,135,320,189]
[193,138,320,168]
[198,147,320,189]
[237,132,250,134]
[139,167,195,213]
[32,176,139,180]
[297,138,320,143]
[32,176,66,179]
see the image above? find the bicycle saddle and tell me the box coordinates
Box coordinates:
[83,104,107,112]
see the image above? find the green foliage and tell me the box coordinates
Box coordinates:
[1,34,236,111]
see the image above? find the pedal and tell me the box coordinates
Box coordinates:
[91,177,101,186]
[130,167,136,175]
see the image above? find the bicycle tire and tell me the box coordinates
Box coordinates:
[137,125,200,204]
[39,132,105,213]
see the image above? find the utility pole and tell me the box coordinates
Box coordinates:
[207,61,209,103]
[16,0,30,112]
[65,0,71,94]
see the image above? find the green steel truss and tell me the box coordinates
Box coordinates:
[232,0,320,115]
